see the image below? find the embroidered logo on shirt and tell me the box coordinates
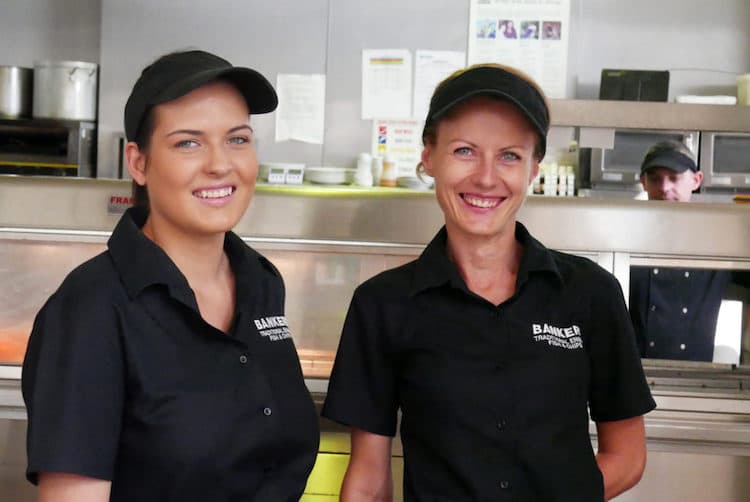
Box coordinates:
[253,316,292,342]
[531,323,583,350]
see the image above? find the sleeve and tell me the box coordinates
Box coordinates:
[22,288,125,484]
[587,272,656,423]
[321,284,399,436]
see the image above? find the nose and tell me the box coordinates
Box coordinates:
[206,144,232,176]
[472,153,497,187]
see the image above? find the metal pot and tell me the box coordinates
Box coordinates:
[33,60,98,121]
[0,66,33,118]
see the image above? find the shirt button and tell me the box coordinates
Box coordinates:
[239,355,248,364]
[650,305,657,312]
[649,341,655,347]
[500,480,510,489]
[496,419,507,430]
[682,307,688,314]
[263,407,273,416]
[680,344,686,350]
[653,268,659,275]
[684,271,690,278]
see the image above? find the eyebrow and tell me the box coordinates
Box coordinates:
[166,124,254,137]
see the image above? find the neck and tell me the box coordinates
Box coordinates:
[142,218,229,284]
[445,222,522,305]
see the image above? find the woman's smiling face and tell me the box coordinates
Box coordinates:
[421,96,540,242]
[128,80,257,239]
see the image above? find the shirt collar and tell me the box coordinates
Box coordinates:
[410,221,562,297]
[108,207,275,302]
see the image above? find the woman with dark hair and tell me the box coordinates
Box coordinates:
[323,63,655,501]
[23,50,319,501]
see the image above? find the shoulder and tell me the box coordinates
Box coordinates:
[353,259,418,304]
[51,251,127,309]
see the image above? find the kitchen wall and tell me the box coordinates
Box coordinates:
[0,0,100,66]
[1,0,749,177]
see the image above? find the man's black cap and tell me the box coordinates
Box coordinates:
[124,50,278,141]
[422,65,550,156]
[640,141,697,175]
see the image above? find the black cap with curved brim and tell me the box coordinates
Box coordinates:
[422,66,550,157]
[124,50,278,141]
[640,145,697,175]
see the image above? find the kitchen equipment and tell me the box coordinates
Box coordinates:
[304,166,353,185]
[33,60,98,121]
[599,69,669,102]
[0,66,33,118]
[0,117,96,177]
[590,128,699,189]
[258,162,305,184]
[700,131,750,189]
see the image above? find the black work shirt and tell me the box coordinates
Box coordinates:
[629,266,731,361]
[23,207,319,502]
[323,223,655,502]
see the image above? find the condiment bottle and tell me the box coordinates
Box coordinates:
[371,155,383,186]
[380,154,398,187]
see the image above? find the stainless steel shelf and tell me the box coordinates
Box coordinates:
[550,99,750,133]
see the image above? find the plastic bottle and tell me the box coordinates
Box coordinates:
[380,154,398,187]
[566,165,576,196]
[354,152,373,187]
[371,155,383,186]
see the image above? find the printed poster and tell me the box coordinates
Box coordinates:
[361,49,413,119]
[468,0,571,98]
[371,119,424,178]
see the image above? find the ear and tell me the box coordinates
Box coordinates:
[421,146,434,177]
[528,160,540,185]
[692,170,704,190]
[125,142,147,186]
[639,173,647,189]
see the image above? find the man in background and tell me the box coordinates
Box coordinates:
[629,141,731,362]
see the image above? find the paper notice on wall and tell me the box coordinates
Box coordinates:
[371,119,424,177]
[467,0,570,98]
[275,74,326,144]
[413,50,466,119]
[362,49,412,119]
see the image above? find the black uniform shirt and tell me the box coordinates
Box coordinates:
[323,223,655,502]
[23,207,319,502]
[629,267,731,362]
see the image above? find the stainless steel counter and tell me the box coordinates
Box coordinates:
[3,176,750,501]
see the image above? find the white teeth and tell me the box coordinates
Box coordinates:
[195,187,233,199]
[463,195,500,208]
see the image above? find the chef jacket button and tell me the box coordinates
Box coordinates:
[496,419,507,430]
[682,307,688,314]
[499,480,510,489]
[650,305,657,312]
[680,344,686,350]
[653,268,659,275]
[239,354,248,364]
[684,271,690,278]
[263,407,273,416]
[649,341,655,348]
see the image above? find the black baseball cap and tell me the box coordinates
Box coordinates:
[124,50,278,141]
[640,141,697,175]
[422,65,550,156]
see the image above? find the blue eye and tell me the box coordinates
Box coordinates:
[501,151,521,161]
[454,146,472,156]
[228,136,250,145]
[176,139,199,149]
